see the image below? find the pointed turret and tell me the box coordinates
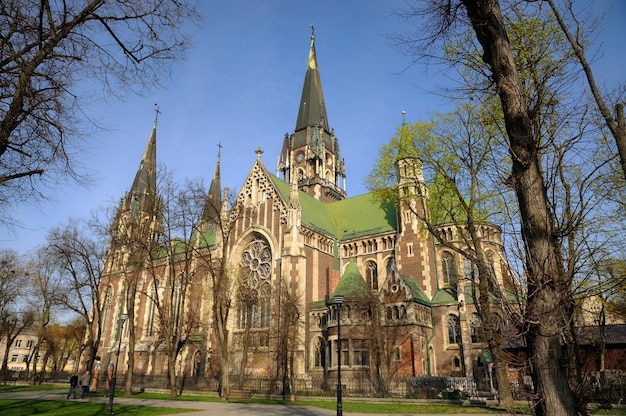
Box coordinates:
[127,123,157,218]
[108,113,161,267]
[202,146,222,225]
[295,30,329,134]
[278,26,347,203]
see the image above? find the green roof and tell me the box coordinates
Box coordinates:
[332,260,371,299]
[269,174,397,240]
[432,288,458,305]
[399,274,431,306]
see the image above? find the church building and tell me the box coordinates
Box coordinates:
[95,30,517,394]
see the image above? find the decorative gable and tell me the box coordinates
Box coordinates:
[237,158,288,224]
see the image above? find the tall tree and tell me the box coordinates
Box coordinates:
[144,174,206,398]
[45,219,108,374]
[0,249,31,381]
[387,0,613,413]
[367,108,518,407]
[0,0,200,229]
[24,251,62,385]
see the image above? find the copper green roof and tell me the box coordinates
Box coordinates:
[268,173,397,240]
[332,260,371,299]
[432,288,458,305]
[295,33,329,134]
[399,273,431,306]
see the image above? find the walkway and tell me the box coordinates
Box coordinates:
[0,389,500,416]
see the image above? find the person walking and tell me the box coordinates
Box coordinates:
[79,370,91,399]
[66,373,78,399]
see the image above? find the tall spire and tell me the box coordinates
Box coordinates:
[128,121,157,218]
[278,26,347,203]
[202,143,222,224]
[295,24,329,133]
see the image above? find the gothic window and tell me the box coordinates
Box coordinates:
[238,238,272,330]
[453,356,461,371]
[102,286,112,330]
[463,257,477,280]
[353,340,369,366]
[314,337,326,368]
[447,314,461,344]
[487,251,496,276]
[442,252,456,285]
[365,261,378,290]
[173,274,185,332]
[386,257,396,276]
[342,339,349,366]
[470,314,484,343]
[147,279,159,336]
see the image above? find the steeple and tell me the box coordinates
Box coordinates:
[295,25,329,134]
[202,144,223,226]
[128,118,158,219]
[109,111,160,256]
[277,26,347,203]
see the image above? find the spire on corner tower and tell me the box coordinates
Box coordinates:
[128,119,157,218]
[202,143,223,225]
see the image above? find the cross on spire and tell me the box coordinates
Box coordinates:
[154,104,161,127]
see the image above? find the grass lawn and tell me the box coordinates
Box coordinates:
[2,385,624,415]
[0,399,193,416]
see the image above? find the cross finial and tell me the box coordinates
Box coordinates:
[217,141,222,156]
[154,104,161,127]
[255,147,264,159]
[310,24,315,39]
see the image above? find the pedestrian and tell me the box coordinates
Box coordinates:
[79,370,91,399]
[67,373,78,399]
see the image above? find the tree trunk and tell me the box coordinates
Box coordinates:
[124,270,138,396]
[460,1,579,414]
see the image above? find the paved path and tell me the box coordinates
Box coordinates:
[0,389,501,416]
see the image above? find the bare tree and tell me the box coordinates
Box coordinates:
[273,278,303,401]
[0,1,201,228]
[386,0,621,413]
[546,0,626,181]
[45,219,108,373]
[367,109,517,406]
[23,250,63,384]
[141,174,207,397]
[0,249,31,382]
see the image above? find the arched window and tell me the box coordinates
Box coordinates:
[470,314,483,343]
[442,252,456,285]
[314,337,326,368]
[365,261,378,290]
[447,314,461,344]
[102,286,112,331]
[453,356,461,371]
[146,279,159,336]
[463,257,476,280]
[238,237,272,331]
[487,252,496,276]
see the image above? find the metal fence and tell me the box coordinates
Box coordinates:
[6,369,625,405]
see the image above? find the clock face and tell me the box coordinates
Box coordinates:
[296,152,304,163]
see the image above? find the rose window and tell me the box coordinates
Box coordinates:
[241,239,272,289]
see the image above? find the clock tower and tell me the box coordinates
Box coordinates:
[277,28,346,203]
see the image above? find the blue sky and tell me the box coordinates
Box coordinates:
[2,0,625,254]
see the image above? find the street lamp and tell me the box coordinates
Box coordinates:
[329,296,344,416]
[107,313,128,415]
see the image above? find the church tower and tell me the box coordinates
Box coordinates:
[277,27,346,203]
[108,114,161,272]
